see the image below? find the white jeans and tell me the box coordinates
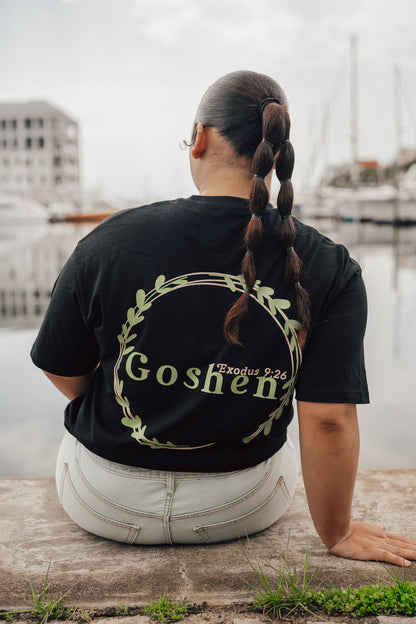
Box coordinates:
[55,430,299,545]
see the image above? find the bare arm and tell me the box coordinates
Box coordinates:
[298,400,416,566]
[43,367,98,401]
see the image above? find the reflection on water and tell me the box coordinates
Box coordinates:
[0,223,94,328]
[0,216,415,476]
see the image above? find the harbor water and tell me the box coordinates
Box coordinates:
[1,213,415,476]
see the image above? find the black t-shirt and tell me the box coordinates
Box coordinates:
[31,196,369,471]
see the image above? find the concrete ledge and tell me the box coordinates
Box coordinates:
[1,470,415,610]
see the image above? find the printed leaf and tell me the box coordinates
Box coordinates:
[166,440,176,447]
[130,315,144,326]
[285,393,292,406]
[127,307,136,325]
[115,395,130,408]
[256,286,274,304]
[117,334,125,345]
[124,333,137,344]
[155,275,166,291]
[224,275,237,292]
[282,377,294,390]
[131,430,145,441]
[140,303,152,312]
[271,407,283,421]
[290,335,297,352]
[155,288,171,294]
[263,420,273,436]
[287,319,302,330]
[269,298,291,314]
[242,435,255,444]
[121,415,142,428]
[170,278,188,286]
[136,289,146,308]
[119,380,124,394]
[123,345,135,356]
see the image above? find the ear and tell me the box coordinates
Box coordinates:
[191,124,208,159]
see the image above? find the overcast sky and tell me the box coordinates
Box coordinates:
[1,0,416,202]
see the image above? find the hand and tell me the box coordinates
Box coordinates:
[329,521,416,567]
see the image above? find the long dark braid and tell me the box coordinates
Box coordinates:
[274,108,311,348]
[194,71,311,348]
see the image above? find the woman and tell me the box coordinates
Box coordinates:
[31,70,416,564]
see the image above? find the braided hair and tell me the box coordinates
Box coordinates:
[195,71,310,348]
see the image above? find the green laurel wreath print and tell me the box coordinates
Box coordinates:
[113,272,303,450]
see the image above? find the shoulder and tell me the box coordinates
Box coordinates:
[84,198,186,232]
[75,198,192,253]
[291,219,364,317]
[294,218,361,274]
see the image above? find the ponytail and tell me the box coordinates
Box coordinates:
[224,101,310,348]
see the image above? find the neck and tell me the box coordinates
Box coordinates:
[197,170,272,199]
[198,178,250,199]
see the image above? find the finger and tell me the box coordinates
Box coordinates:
[400,547,416,561]
[385,532,416,545]
[385,537,416,548]
[375,548,411,567]
[380,542,416,562]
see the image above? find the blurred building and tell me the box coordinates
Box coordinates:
[0,100,81,207]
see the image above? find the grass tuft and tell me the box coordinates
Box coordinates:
[0,563,76,624]
[243,537,416,619]
[242,536,319,618]
[307,580,416,617]
[143,596,193,623]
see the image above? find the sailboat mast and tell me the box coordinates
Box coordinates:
[350,34,359,188]
[393,65,402,189]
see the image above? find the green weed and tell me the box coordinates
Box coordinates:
[0,563,75,624]
[242,536,320,618]
[244,539,416,618]
[143,596,193,623]
[116,604,130,615]
[306,581,416,617]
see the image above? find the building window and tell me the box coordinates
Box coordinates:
[55,175,62,184]
[12,119,17,129]
[1,139,6,148]
[54,156,61,167]
[38,118,44,128]
[38,137,44,148]
[25,118,31,129]
[13,139,18,148]
[26,137,32,148]
[1,120,5,130]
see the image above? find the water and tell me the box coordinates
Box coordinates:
[1,216,415,476]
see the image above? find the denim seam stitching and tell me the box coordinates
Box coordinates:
[63,463,141,532]
[74,448,161,518]
[80,443,260,480]
[171,462,274,519]
[193,476,285,542]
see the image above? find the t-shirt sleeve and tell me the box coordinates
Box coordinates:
[30,246,100,376]
[295,270,369,404]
